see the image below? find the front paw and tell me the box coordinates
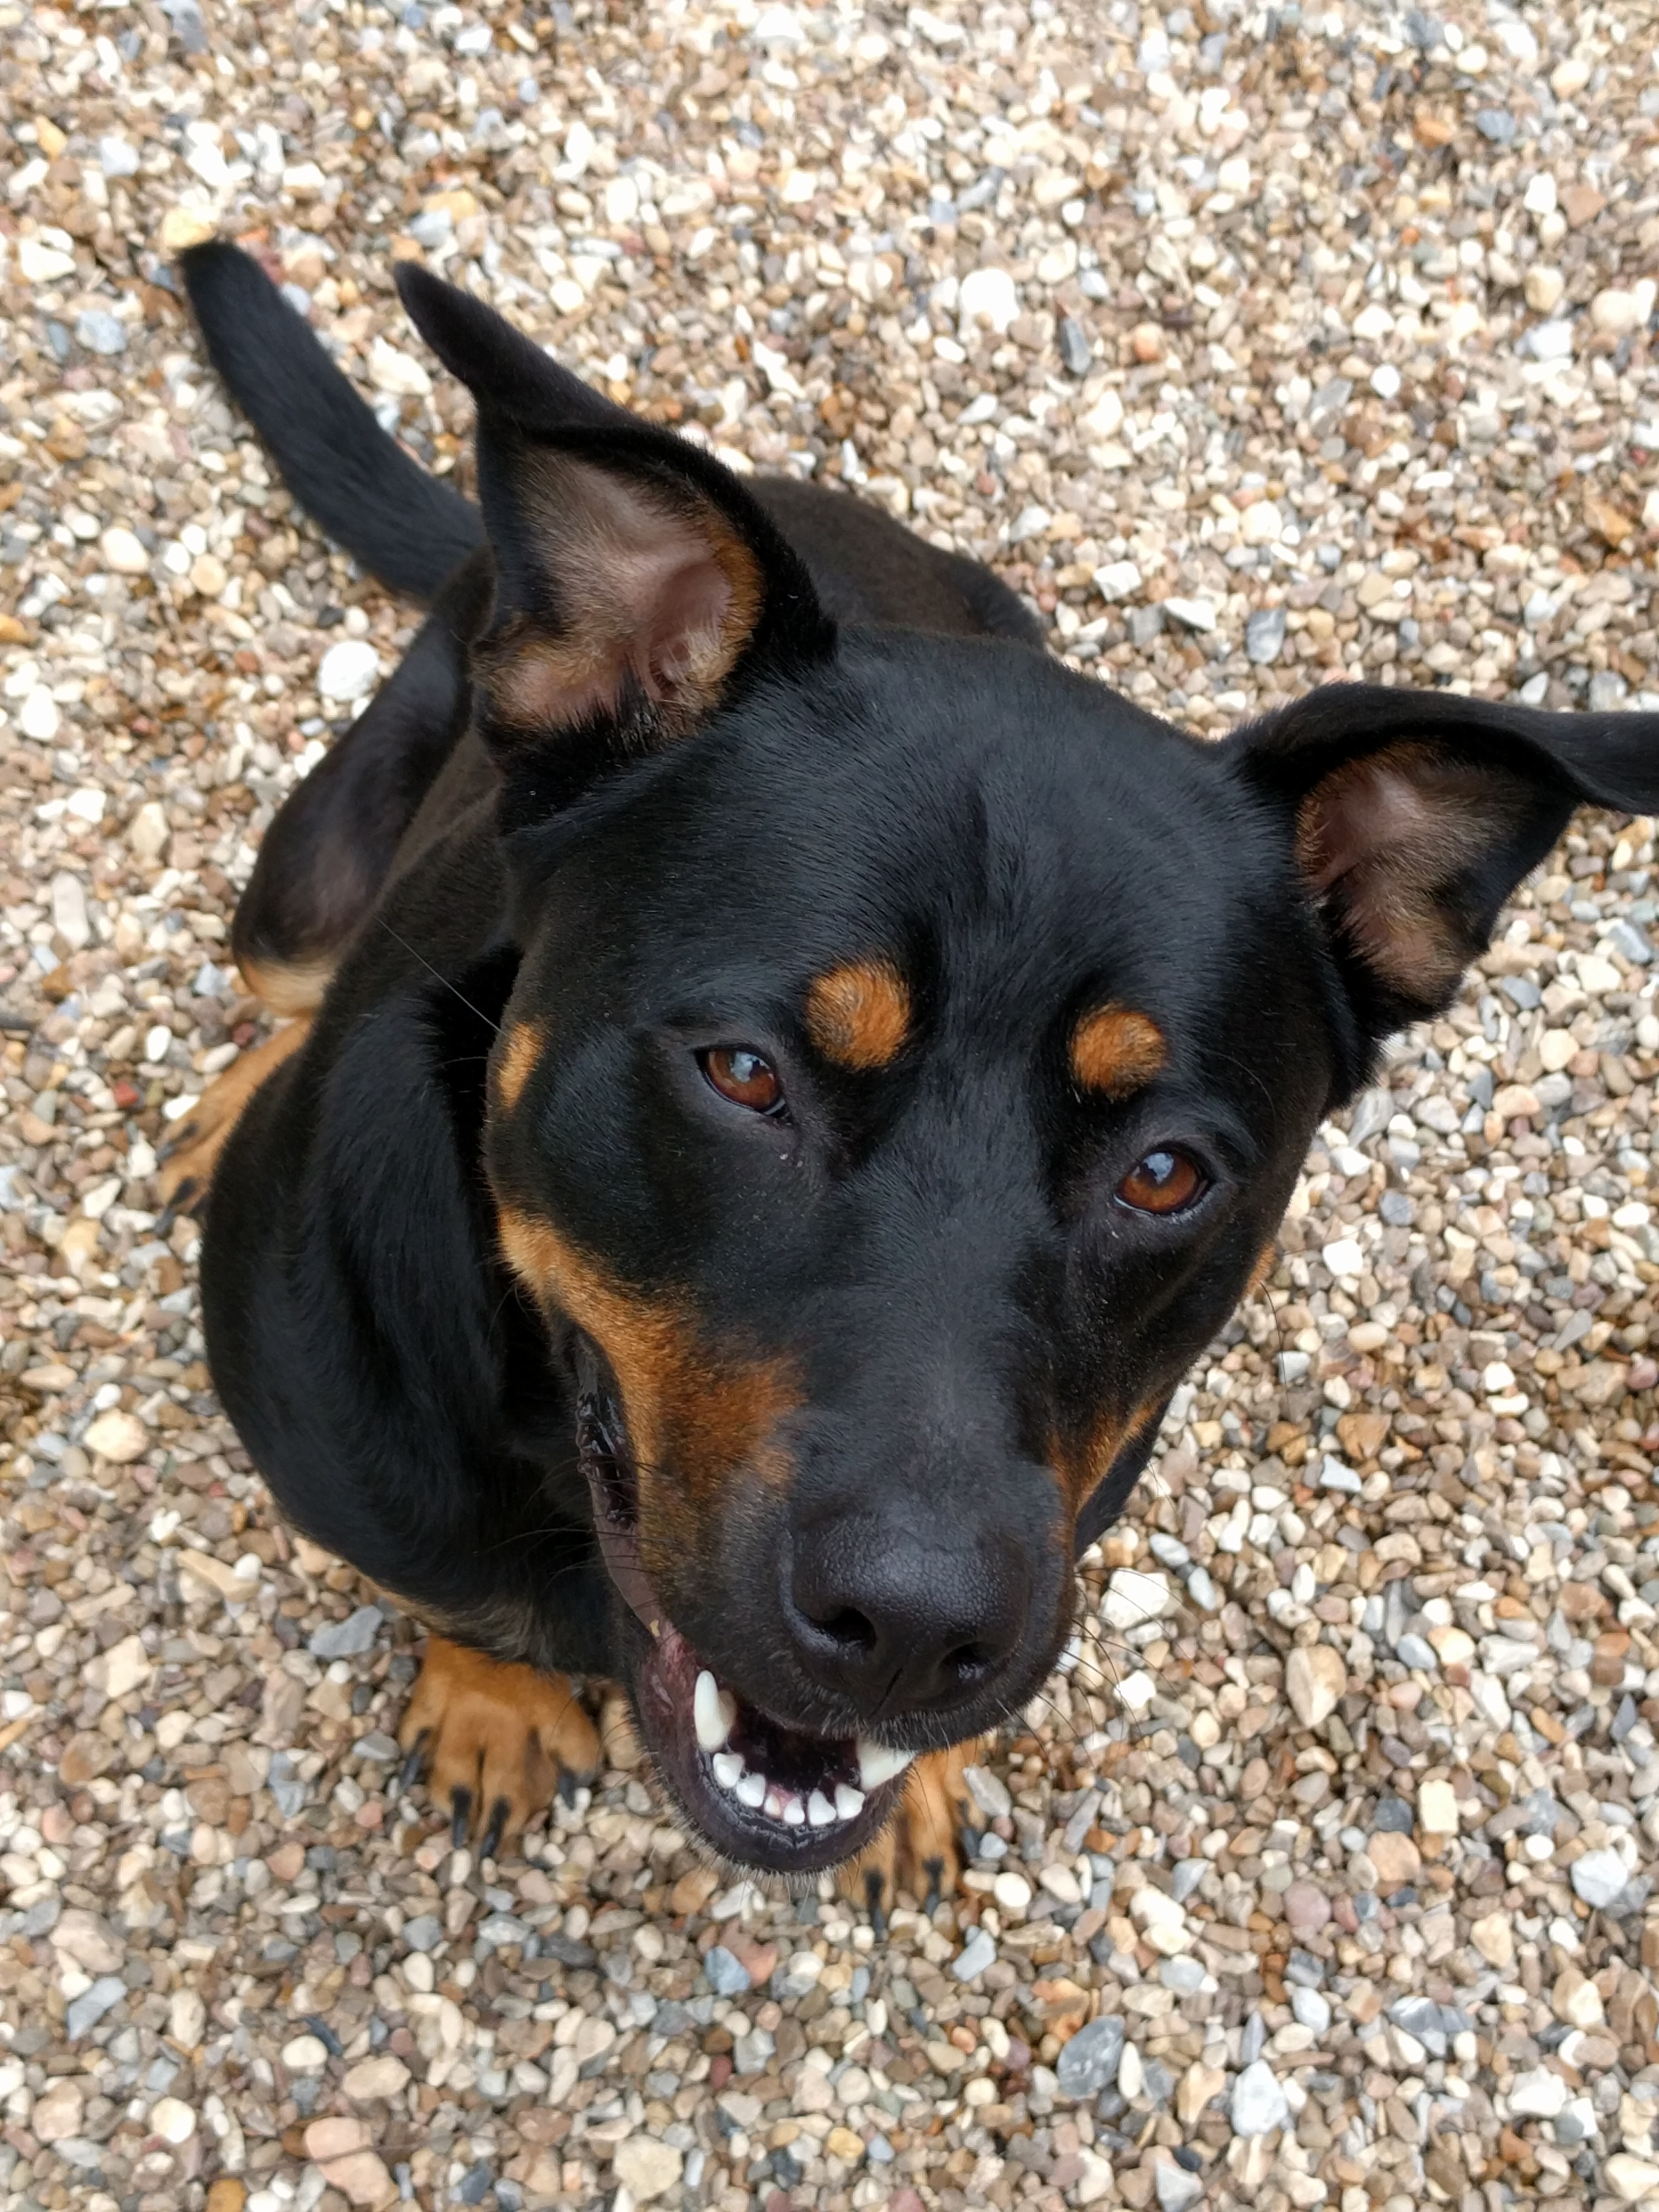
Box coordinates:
[395,1635,602,1860]
[839,1741,983,1925]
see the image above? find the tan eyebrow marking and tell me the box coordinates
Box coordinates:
[494,1021,540,1111]
[1070,1005,1167,1097]
[804,959,911,1070]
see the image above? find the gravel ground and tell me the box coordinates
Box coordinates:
[8,2,1659,2210]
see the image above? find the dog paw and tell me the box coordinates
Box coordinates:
[395,1636,602,1859]
[157,1020,310,1218]
[839,1741,983,1927]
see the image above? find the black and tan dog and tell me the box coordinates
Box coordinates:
[168,241,1659,1903]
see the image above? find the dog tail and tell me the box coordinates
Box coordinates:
[178,240,483,603]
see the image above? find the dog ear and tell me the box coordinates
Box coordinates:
[394,267,835,814]
[1232,682,1659,1045]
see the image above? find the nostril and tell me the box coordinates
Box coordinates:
[808,1605,877,1654]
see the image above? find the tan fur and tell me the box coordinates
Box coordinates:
[1070,1005,1167,1097]
[476,453,764,738]
[495,1205,799,1566]
[156,1018,313,1213]
[238,951,337,1018]
[398,1635,600,1847]
[805,959,911,1070]
[839,1741,983,1912]
[494,1021,540,1112]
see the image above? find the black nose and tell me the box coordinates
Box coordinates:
[785,1515,1029,1712]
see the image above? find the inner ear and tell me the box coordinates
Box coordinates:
[475,447,766,740]
[1295,742,1537,1004]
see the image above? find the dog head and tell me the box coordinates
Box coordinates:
[397,269,1659,1874]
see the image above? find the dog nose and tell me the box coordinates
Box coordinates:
[785,1515,1029,1712]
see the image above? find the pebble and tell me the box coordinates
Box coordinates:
[1056,2015,1127,2098]
[702,1943,752,1996]
[612,2137,682,2202]
[1229,2059,1290,2138]
[75,309,127,356]
[99,524,150,575]
[309,1604,383,1658]
[1244,606,1286,665]
[1285,1643,1345,1728]
[952,1927,997,1982]
[317,638,382,703]
[1571,1846,1633,1910]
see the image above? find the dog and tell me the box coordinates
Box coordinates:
[167,241,1659,1908]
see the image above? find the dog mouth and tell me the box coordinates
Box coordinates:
[575,1384,911,1876]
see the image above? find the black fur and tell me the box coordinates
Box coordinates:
[183,246,1659,1876]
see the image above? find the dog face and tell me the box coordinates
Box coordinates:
[398,270,1659,1875]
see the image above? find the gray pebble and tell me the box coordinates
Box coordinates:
[66,1976,126,2039]
[1395,1632,1438,1670]
[1056,2013,1126,2097]
[309,1604,383,1658]
[75,311,127,356]
[703,1943,752,1996]
[402,1914,442,1952]
[1128,604,1165,647]
[1229,2059,1289,2137]
[1057,316,1092,376]
[952,1928,997,1982]
[1474,107,1516,143]
[1373,1795,1415,1832]
[1245,606,1286,665]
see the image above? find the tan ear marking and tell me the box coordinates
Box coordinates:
[805,960,911,1070]
[1070,1005,1166,1097]
[494,1022,540,1112]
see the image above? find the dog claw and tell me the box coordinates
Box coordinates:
[557,1767,577,1808]
[450,1785,473,1846]
[479,1797,508,1862]
[923,1857,945,1915]
[394,1733,430,1797]
[863,1866,888,1942]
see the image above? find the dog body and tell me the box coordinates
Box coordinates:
[177,244,1659,1885]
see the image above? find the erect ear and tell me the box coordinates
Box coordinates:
[393,266,835,814]
[1231,682,1659,1047]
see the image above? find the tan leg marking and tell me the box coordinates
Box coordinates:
[157,1018,313,1216]
[839,1740,983,1921]
[396,1635,602,1858]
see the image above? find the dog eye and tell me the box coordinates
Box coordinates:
[1116,1148,1206,1215]
[701,1046,785,1115]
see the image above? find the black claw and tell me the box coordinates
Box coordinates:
[394,1733,430,1797]
[479,1797,508,1862]
[450,1785,473,1847]
[923,1857,945,1915]
[557,1767,577,1808]
[864,1867,888,1942]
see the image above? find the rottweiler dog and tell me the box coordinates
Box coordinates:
[169,241,1659,1902]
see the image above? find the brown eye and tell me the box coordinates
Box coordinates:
[1117,1148,1206,1215]
[702,1046,784,1116]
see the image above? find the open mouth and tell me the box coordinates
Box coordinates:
[576,1383,912,1876]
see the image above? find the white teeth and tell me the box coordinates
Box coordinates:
[857,1739,915,1791]
[736,1769,766,1808]
[782,1797,805,1827]
[712,1750,742,1790]
[834,1782,866,1820]
[807,1790,837,1827]
[694,1669,732,1753]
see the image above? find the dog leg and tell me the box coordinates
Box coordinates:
[839,1741,983,1927]
[396,1636,602,1859]
[157,1018,313,1218]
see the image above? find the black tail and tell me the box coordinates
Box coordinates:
[179,241,483,602]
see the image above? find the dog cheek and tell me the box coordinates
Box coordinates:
[639,1367,799,1581]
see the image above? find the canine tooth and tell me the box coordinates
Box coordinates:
[712,1751,743,1791]
[736,1769,766,1809]
[856,1739,915,1791]
[834,1782,866,1820]
[782,1797,805,1827]
[807,1790,838,1828]
[694,1669,731,1753]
